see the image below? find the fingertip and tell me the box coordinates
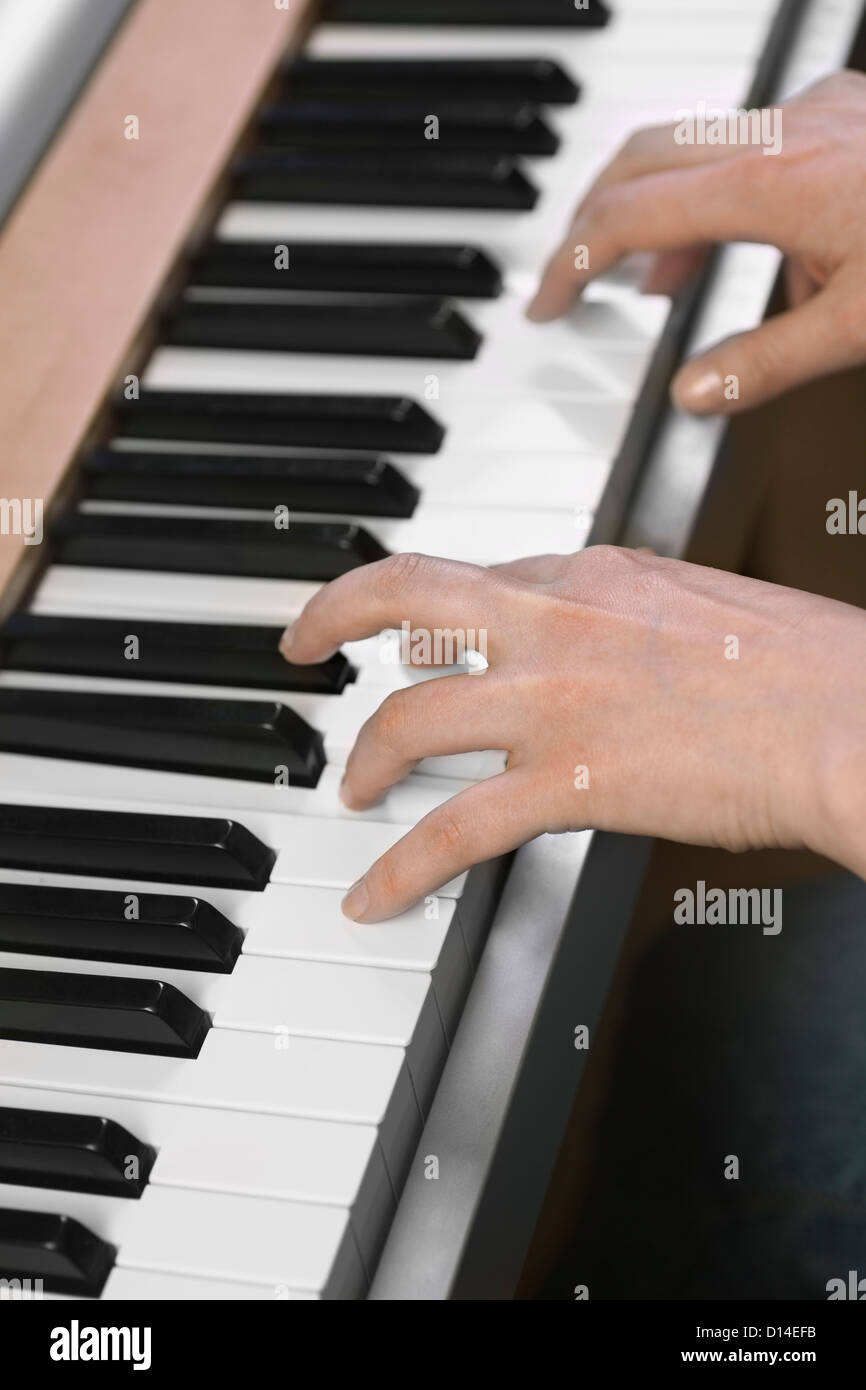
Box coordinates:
[279,624,340,668]
[339,775,372,812]
[525,296,551,323]
[671,363,725,415]
[341,878,371,923]
[525,294,567,324]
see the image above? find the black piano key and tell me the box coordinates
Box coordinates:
[0,883,243,972]
[234,149,538,211]
[0,1107,156,1198]
[0,1209,116,1297]
[0,968,210,1058]
[325,0,610,21]
[115,389,444,454]
[0,805,275,890]
[84,448,420,518]
[0,689,326,787]
[256,99,559,155]
[191,240,503,299]
[1,613,357,695]
[54,513,388,582]
[166,295,482,360]
[280,58,580,106]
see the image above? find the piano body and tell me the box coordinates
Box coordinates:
[0,0,862,1301]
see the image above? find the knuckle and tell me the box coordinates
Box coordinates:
[293,580,332,632]
[578,544,635,579]
[626,562,674,605]
[740,327,787,383]
[569,544,670,609]
[371,551,428,603]
[369,853,404,904]
[373,689,415,751]
[432,807,471,857]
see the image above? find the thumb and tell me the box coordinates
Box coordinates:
[672,282,866,415]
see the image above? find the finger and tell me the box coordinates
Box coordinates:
[279,552,509,665]
[586,122,745,198]
[339,673,511,811]
[527,156,780,322]
[641,246,711,296]
[672,279,866,414]
[534,128,741,316]
[568,122,751,235]
[341,769,539,923]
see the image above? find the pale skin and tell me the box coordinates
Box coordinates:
[529,70,866,413]
[281,549,866,922]
[279,73,866,923]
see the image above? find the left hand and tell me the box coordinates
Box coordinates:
[526,72,866,414]
[279,547,866,922]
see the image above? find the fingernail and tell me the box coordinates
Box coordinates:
[339,775,361,811]
[674,368,724,413]
[278,626,295,659]
[341,878,369,922]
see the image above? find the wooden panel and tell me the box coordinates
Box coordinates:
[0,0,315,608]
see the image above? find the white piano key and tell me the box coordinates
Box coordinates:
[0,782,467,896]
[101,1268,317,1299]
[220,189,678,303]
[143,347,633,454]
[0,750,471,826]
[28,565,393,626]
[31,560,483,690]
[0,1081,385,1211]
[0,1029,420,1186]
[0,668,507,783]
[104,433,612,516]
[0,854,471,1047]
[79,495,588,564]
[0,947,447,1116]
[270,817,467,896]
[393,448,610,514]
[180,285,663,397]
[308,12,775,64]
[0,866,455,972]
[0,1181,366,1297]
[0,950,433,1048]
[239,882,459,974]
[34,566,323,623]
[219,194,585,283]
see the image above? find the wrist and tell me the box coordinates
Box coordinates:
[811,719,866,879]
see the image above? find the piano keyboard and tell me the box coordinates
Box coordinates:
[0,0,862,1300]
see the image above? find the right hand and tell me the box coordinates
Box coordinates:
[281,547,866,921]
[527,71,866,415]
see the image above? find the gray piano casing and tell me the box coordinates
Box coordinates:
[0,0,136,229]
[369,0,866,1301]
